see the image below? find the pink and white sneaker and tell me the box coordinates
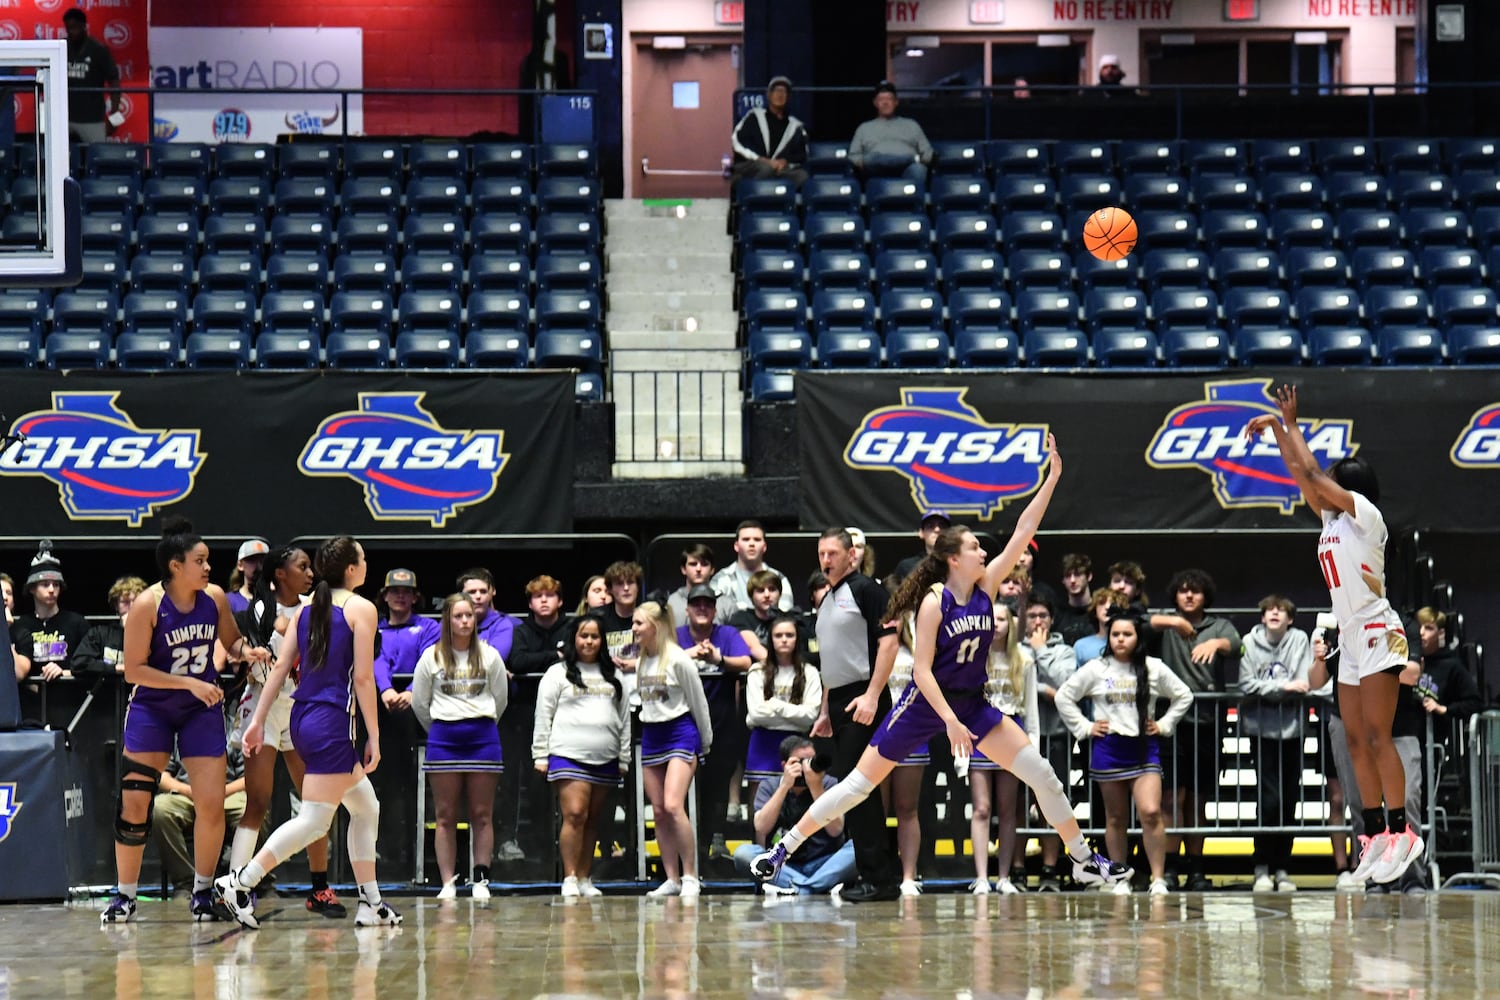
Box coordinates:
[1369,829,1425,884]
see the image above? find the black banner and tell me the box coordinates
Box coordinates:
[797,370,1500,532]
[0,372,575,538]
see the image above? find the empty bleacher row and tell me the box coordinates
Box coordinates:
[0,140,607,392]
[738,137,1500,396]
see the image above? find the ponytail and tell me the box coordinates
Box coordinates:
[307,580,333,672]
[882,525,971,623]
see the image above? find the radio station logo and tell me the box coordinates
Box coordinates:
[0,783,20,844]
[1451,403,1500,467]
[153,117,180,141]
[0,392,204,526]
[1146,379,1358,514]
[844,387,1049,520]
[286,106,339,135]
[212,108,251,141]
[298,393,509,526]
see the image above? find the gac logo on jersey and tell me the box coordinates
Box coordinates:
[844,387,1049,520]
[1450,404,1500,467]
[0,393,204,526]
[0,783,22,844]
[298,393,509,526]
[1146,379,1357,514]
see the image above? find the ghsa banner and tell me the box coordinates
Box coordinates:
[795,370,1500,532]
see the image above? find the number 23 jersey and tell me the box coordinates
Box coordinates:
[133,588,220,710]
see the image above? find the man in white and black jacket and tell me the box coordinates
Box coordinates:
[731,76,809,188]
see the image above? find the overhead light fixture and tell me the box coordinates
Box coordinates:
[907,35,940,47]
[653,35,686,49]
[1037,33,1072,47]
[905,48,926,57]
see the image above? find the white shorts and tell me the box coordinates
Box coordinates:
[234,680,297,752]
[1337,609,1411,686]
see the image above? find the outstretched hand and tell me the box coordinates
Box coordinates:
[1244,413,1280,441]
[1274,383,1298,425]
[1044,433,1061,479]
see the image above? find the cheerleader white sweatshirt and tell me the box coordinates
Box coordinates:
[1053,655,1194,741]
[636,644,715,753]
[744,662,822,733]
[985,647,1041,747]
[531,661,631,767]
[411,642,508,731]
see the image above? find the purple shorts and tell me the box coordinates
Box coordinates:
[424,717,503,773]
[291,700,359,775]
[746,727,793,781]
[548,755,623,786]
[641,714,701,767]
[1090,732,1162,782]
[123,697,227,758]
[870,687,1006,765]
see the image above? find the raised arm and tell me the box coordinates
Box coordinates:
[1244,384,1355,517]
[983,434,1063,596]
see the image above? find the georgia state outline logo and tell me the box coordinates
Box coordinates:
[1146,379,1358,514]
[844,387,1049,520]
[1450,403,1500,467]
[0,783,22,844]
[298,393,509,527]
[0,393,204,526]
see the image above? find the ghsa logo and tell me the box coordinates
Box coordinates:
[1146,379,1357,514]
[845,388,1049,520]
[298,393,509,527]
[286,106,339,135]
[0,783,22,844]
[1450,403,1500,467]
[0,393,204,526]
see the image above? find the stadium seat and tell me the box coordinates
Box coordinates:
[1456,174,1500,212]
[1162,328,1231,367]
[471,142,533,180]
[469,254,531,295]
[807,250,870,293]
[269,216,334,257]
[341,178,401,219]
[572,373,603,402]
[748,330,813,371]
[115,331,183,368]
[408,142,469,180]
[737,212,800,254]
[865,178,926,215]
[1378,138,1442,176]
[816,331,881,368]
[535,253,601,294]
[948,290,1012,336]
[265,254,330,295]
[537,144,597,179]
[747,289,809,333]
[931,141,984,175]
[1307,326,1374,365]
[745,249,807,293]
[800,178,861,215]
[804,212,867,253]
[535,290,601,333]
[136,215,199,256]
[886,330,951,367]
[193,255,256,297]
[150,142,211,183]
[214,143,276,183]
[1326,174,1388,212]
[329,292,395,336]
[1473,207,1500,252]
[1202,210,1270,251]
[880,290,944,334]
[185,332,251,369]
[750,370,797,401]
[1433,286,1499,329]
[1000,212,1065,252]
[1448,325,1500,364]
[1185,140,1247,177]
[395,331,461,369]
[466,291,531,335]
[80,213,132,256]
[338,216,400,257]
[397,292,461,336]
[1008,249,1071,291]
[935,212,999,253]
[1143,249,1211,293]
[402,253,465,295]
[79,177,138,216]
[1402,208,1470,249]
[1222,287,1292,331]
[1314,138,1376,176]
[869,213,931,254]
[1283,247,1348,289]
[0,330,39,368]
[202,216,265,257]
[538,178,602,216]
[811,290,876,334]
[471,215,533,256]
[1337,208,1402,248]
[1449,138,1500,175]
[1075,251,1136,289]
[87,143,146,182]
[77,251,125,295]
[1391,173,1455,211]
[1117,140,1181,175]
[1261,174,1325,212]
[1151,288,1220,331]
[994,176,1057,213]
[1015,289,1080,331]
[874,250,938,294]
[278,143,340,184]
[1214,248,1280,291]
[254,332,321,368]
[735,178,797,215]
[1418,246,1482,289]
[1351,247,1416,291]
[1054,141,1113,177]
[1234,327,1305,365]
[930,176,991,213]
[192,292,256,338]
[1084,288,1148,333]
[325,332,391,368]
[128,253,193,296]
[333,255,398,297]
[1192,175,1258,212]
[345,142,405,183]
[1134,212,1198,253]
[45,332,112,370]
[1250,139,1313,176]
[1294,286,1361,331]
[1271,209,1335,250]
[1363,287,1431,329]
[464,331,530,369]
[1060,176,1120,214]
[52,291,118,337]
[1123,175,1189,213]
[1094,329,1160,367]
[953,330,1019,367]
[1023,329,1088,367]
[405,215,468,257]
[471,177,533,217]
[806,141,854,176]
[1377,326,1444,365]
[141,178,205,219]
[274,178,337,217]
[261,292,326,339]
[406,178,468,218]
[985,140,1049,177]
[939,249,1002,292]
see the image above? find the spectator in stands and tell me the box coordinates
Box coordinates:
[504,575,574,862]
[1025,593,1079,889]
[666,544,736,627]
[848,528,877,579]
[1151,568,1240,891]
[995,566,1030,614]
[1095,54,1130,93]
[1238,595,1313,893]
[2,572,14,625]
[1411,607,1482,749]
[806,571,831,611]
[375,569,441,712]
[733,735,856,896]
[458,567,515,659]
[1012,77,1032,100]
[1075,587,1128,665]
[12,542,89,682]
[593,561,644,675]
[1107,560,1149,609]
[153,711,249,894]
[730,76,809,188]
[63,8,122,144]
[227,539,270,615]
[730,569,801,663]
[969,602,1038,894]
[72,576,147,678]
[509,575,570,677]
[711,521,794,616]
[1055,554,1096,647]
[1015,541,1057,608]
[577,575,609,615]
[744,616,822,788]
[849,81,932,184]
[893,510,949,583]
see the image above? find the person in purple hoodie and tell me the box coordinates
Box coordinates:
[375,568,441,711]
[459,568,515,660]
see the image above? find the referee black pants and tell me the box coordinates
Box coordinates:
[822,680,896,887]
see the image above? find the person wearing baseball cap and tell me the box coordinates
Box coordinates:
[730,74,809,188]
[228,539,271,615]
[849,79,933,184]
[376,568,441,712]
[12,540,90,685]
[893,510,950,583]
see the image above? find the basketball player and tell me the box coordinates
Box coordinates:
[101,518,270,925]
[1246,385,1424,884]
[215,537,402,928]
[753,437,1131,889]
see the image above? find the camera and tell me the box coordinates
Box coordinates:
[809,752,833,773]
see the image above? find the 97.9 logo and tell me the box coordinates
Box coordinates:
[213,109,251,141]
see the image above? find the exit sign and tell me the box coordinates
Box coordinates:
[715,1,743,24]
[1225,0,1259,18]
[969,0,1005,23]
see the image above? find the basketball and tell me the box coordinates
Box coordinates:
[1082,206,1138,261]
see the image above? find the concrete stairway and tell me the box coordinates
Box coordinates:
[604,199,743,479]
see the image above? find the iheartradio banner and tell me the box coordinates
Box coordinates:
[149,27,364,144]
[795,369,1500,532]
[3,0,152,142]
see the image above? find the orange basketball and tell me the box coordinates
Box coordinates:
[1082,206,1138,261]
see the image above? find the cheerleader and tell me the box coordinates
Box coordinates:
[412,593,509,899]
[968,602,1039,894]
[885,612,929,896]
[1054,610,1193,895]
[633,601,714,898]
[743,616,822,785]
[532,617,630,898]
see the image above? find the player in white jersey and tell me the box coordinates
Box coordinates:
[1246,385,1423,885]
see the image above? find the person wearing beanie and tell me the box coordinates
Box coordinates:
[1095,54,1134,97]
[12,541,90,684]
[731,75,809,188]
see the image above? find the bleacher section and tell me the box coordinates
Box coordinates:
[0,140,605,395]
[738,137,1500,398]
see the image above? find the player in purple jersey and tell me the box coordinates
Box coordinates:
[216,536,402,929]
[102,517,269,926]
[753,437,1132,889]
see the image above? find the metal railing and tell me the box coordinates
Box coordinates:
[1442,709,1500,889]
[610,364,745,465]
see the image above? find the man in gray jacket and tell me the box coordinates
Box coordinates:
[849,81,932,184]
[1238,595,1312,892]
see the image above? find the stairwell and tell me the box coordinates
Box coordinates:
[604,199,742,479]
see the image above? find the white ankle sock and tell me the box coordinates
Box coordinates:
[193,873,213,894]
[118,882,138,900]
[359,880,382,906]
[240,860,267,888]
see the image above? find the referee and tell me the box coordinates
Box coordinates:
[811,527,899,901]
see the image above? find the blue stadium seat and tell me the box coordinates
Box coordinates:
[471,142,533,180]
[931,140,984,175]
[275,178,337,217]
[278,143,339,184]
[77,251,125,295]
[865,178,926,215]
[1094,329,1160,367]
[748,330,813,371]
[1473,207,1500,252]
[116,331,183,368]
[214,143,276,183]
[738,212,800,253]
[985,140,1049,177]
[1456,174,1500,212]
[880,290,944,334]
[122,292,187,338]
[269,216,333,257]
[87,143,146,182]
[935,212,999,253]
[1000,212,1064,252]
[1151,288,1220,331]
[185,333,252,369]
[341,178,401,219]
[1261,174,1324,212]
[471,215,532,256]
[808,249,869,292]
[1015,289,1080,331]
[334,255,398,297]
[735,178,797,215]
[1314,138,1376,176]
[254,332,320,368]
[1325,173,1388,212]
[1123,175,1189,213]
[816,331,881,367]
[1272,209,1335,250]
[80,213,132,256]
[1364,287,1431,329]
[1162,328,1231,367]
[1222,287,1292,331]
[1185,140,1247,176]
[994,176,1057,213]
[800,177,861,215]
[141,178,205,218]
[1134,212,1198,253]
[1391,173,1455,211]
[192,292,255,338]
[749,370,797,401]
[405,215,468,257]
[811,290,875,334]
[1433,286,1499,329]
[1448,325,1500,364]
[466,291,531,336]
[150,142,211,183]
[930,176,991,213]
[408,142,469,180]
[202,215,265,257]
[406,178,468,218]
[128,253,193,296]
[1419,246,1482,289]
[745,249,806,293]
[326,332,391,368]
[52,292,118,337]
[337,216,400,257]
[535,290,601,333]
[1337,208,1402,248]
[403,254,465,295]
[1377,326,1444,365]
[1448,138,1500,175]
[1075,251,1136,289]
[886,330,951,367]
[469,254,530,295]
[0,330,39,368]
[1283,247,1348,289]
[1402,207,1470,249]
[1054,141,1113,176]
[135,215,199,256]
[329,291,394,337]
[1214,248,1280,291]
[1192,175,1258,212]
[804,211,867,253]
[940,249,1003,291]
[535,253,601,294]
[1085,287,1148,333]
[806,141,853,176]
[874,250,938,293]
[46,332,112,369]
[398,292,462,336]
[1060,175,1120,214]
[1023,330,1088,367]
[1143,249,1210,293]
[1234,327,1305,365]
[954,330,1019,367]
[395,331,461,369]
[746,289,809,333]
[538,178,602,216]
[1008,249,1071,291]
[193,255,256,298]
[265,254,330,295]
[79,177,138,216]
[1294,287,1361,331]
[537,143,597,179]
[471,177,533,217]
[345,142,405,183]
[948,290,1012,336]
[869,213,931,254]
[464,331,530,369]
[1202,210,1270,251]
[1117,140,1180,175]
[1307,326,1373,365]
[1351,247,1415,291]
[1251,139,1313,176]
[1378,138,1442,176]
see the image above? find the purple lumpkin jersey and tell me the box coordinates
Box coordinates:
[294,600,356,710]
[929,583,995,693]
[133,589,220,709]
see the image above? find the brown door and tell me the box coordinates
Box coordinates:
[633,41,737,199]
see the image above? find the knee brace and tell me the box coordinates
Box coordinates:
[804,770,877,829]
[261,801,338,866]
[115,759,161,847]
[342,776,379,864]
[1008,744,1073,829]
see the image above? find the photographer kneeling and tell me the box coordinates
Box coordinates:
[732,735,858,895]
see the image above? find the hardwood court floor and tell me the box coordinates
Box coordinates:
[1,889,1497,998]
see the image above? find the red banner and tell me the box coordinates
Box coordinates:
[3,0,151,142]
